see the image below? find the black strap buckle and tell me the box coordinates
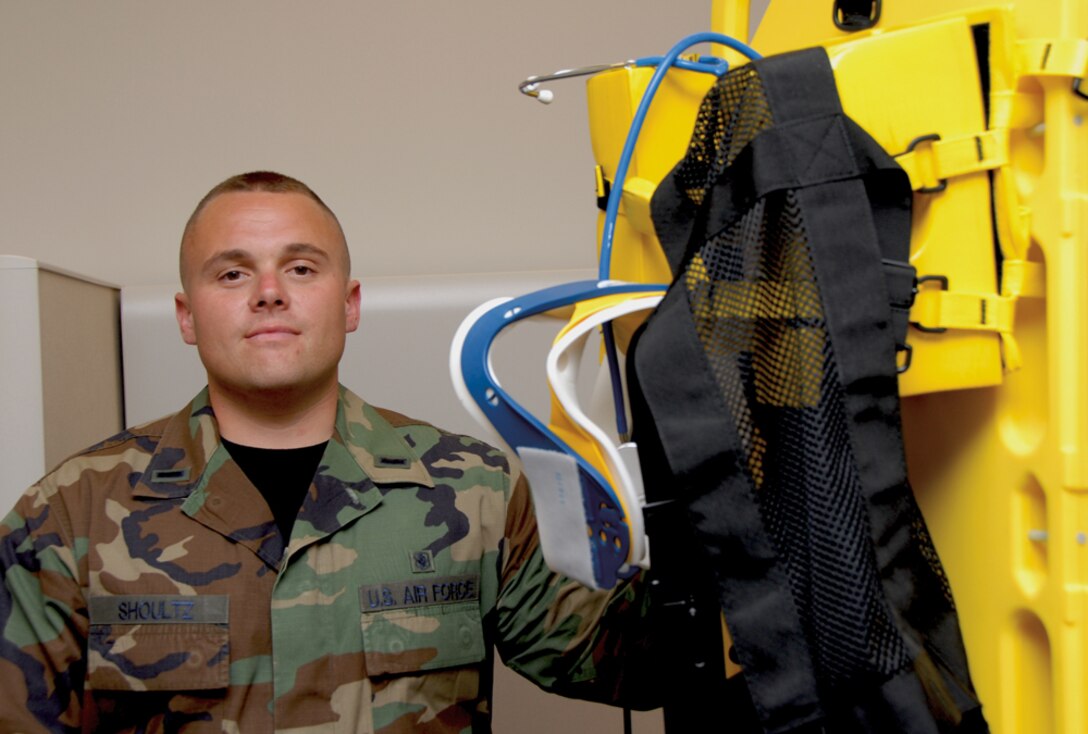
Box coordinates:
[1074,76,1088,101]
[881,259,916,373]
[910,274,950,334]
[897,343,913,374]
[833,0,882,32]
[597,176,612,212]
[900,134,948,194]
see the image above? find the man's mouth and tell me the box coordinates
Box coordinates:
[246,325,300,339]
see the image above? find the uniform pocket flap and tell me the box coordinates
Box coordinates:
[88,595,229,692]
[360,600,485,676]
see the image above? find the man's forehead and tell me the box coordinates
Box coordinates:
[181,189,350,280]
[194,190,337,231]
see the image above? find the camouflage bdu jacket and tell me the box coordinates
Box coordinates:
[0,386,650,733]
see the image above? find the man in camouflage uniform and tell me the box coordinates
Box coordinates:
[0,172,651,732]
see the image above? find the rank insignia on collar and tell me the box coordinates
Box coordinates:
[411,550,435,573]
[151,468,191,483]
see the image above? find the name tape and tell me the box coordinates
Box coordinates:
[89,595,229,625]
[360,574,480,612]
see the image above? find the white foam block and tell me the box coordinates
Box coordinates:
[517,446,597,589]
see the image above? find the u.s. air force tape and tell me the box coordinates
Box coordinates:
[89,595,229,624]
[360,574,480,612]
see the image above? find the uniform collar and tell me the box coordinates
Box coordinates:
[132,388,221,500]
[334,387,435,489]
[133,385,434,501]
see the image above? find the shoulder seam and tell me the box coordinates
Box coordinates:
[51,416,169,469]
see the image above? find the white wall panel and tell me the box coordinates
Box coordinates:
[0,256,47,507]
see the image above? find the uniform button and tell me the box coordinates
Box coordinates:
[459,626,473,649]
[209,496,224,509]
[187,651,204,667]
[390,639,404,653]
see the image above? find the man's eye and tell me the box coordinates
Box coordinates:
[220,270,244,282]
[291,265,314,276]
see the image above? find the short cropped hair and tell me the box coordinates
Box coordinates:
[179,171,349,287]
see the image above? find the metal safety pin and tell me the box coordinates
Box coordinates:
[519,55,730,104]
[519,61,636,104]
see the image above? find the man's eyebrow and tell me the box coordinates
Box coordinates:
[199,243,332,277]
[282,242,332,260]
[201,248,252,276]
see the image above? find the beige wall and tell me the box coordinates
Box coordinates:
[0,1,759,288]
[38,269,124,469]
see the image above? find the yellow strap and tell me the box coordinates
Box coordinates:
[895,129,1008,192]
[911,258,1042,371]
[1017,38,1088,79]
[912,289,1023,371]
[912,289,1015,333]
[1002,259,1046,299]
[595,166,659,236]
[594,165,608,200]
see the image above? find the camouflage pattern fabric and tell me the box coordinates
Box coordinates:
[0,386,649,733]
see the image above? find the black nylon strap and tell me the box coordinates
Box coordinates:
[637,49,852,733]
[708,100,915,357]
[650,62,915,355]
[636,46,984,732]
[631,286,825,732]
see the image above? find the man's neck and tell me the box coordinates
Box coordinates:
[208,381,340,449]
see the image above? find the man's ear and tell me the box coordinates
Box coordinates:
[345,280,361,334]
[175,292,197,345]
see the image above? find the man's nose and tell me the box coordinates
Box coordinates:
[250,272,288,310]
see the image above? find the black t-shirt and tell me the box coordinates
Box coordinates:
[221,438,328,542]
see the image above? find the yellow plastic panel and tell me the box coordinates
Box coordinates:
[824,18,1003,395]
[587,64,719,287]
[753,0,1084,54]
[586,64,722,345]
[1001,610,1054,734]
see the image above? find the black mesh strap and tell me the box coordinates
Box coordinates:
[631,286,825,732]
[633,47,985,733]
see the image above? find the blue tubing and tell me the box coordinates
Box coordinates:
[599,32,761,281]
[598,32,761,437]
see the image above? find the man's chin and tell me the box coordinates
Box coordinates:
[210,373,336,401]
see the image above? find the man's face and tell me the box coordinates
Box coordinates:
[175,191,361,400]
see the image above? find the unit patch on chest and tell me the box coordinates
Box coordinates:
[360,574,479,612]
[410,549,435,573]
